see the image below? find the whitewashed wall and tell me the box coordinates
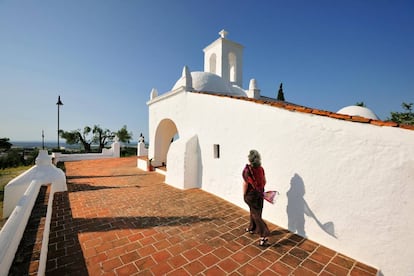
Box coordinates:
[3,150,67,218]
[52,141,120,163]
[148,90,414,275]
[1,150,67,276]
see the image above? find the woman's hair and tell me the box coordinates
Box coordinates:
[248,150,261,167]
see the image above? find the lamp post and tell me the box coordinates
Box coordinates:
[42,129,45,150]
[56,95,63,149]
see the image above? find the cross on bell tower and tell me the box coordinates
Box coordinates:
[219,29,228,38]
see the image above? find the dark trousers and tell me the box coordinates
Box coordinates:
[244,188,270,237]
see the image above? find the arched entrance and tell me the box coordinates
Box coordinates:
[152,119,179,168]
[151,118,202,189]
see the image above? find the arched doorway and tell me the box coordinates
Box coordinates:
[152,119,202,189]
[153,119,179,168]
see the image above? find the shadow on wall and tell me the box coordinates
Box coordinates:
[286,173,337,238]
[196,140,203,188]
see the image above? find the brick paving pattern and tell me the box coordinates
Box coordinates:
[46,157,378,275]
[10,184,50,276]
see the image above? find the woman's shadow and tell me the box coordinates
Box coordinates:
[286,173,337,238]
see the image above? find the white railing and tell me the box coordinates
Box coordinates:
[0,180,41,275]
[52,140,120,163]
[0,150,67,276]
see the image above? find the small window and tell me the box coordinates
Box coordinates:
[213,144,220,159]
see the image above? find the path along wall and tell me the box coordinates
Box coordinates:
[148,90,414,275]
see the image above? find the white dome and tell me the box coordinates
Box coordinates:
[172,71,246,96]
[230,84,247,96]
[337,105,379,120]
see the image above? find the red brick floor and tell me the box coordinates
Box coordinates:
[46,157,378,275]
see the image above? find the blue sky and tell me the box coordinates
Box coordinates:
[1,0,413,142]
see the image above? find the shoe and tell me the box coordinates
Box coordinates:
[259,237,269,246]
[245,228,254,234]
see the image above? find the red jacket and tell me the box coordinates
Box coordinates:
[243,165,266,191]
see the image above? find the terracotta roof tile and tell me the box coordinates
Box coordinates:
[195,91,413,131]
[370,120,398,127]
[270,102,287,108]
[311,109,332,116]
[285,105,297,111]
[329,113,352,120]
[400,124,414,130]
[351,116,371,123]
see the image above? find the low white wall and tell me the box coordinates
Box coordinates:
[0,180,41,276]
[52,141,120,163]
[137,158,148,171]
[3,151,67,218]
[0,150,67,276]
[38,182,55,276]
[166,134,200,189]
[165,137,186,188]
[136,141,149,170]
[137,141,148,156]
[149,91,414,275]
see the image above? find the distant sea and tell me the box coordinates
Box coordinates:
[11,141,137,149]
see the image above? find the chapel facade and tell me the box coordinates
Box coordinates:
[138,30,414,276]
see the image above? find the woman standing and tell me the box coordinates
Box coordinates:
[242,150,270,246]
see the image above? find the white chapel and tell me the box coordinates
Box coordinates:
[137,30,414,276]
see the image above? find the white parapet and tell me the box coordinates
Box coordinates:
[137,141,148,157]
[0,149,67,276]
[0,181,41,276]
[52,140,121,163]
[3,150,67,218]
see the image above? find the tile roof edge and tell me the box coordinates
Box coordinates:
[194,91,413,131]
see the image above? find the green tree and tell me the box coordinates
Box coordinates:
[60,125,133,153]
[0,138,12,152]
[60,126,92,152]
[0,149,23,169]
[115,125,133,144]
[92,125,114,152]
[387,102,414,125]
[277,83,285,101]
[355,102,366,107]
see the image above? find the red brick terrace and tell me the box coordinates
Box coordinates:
[13,157,378,275]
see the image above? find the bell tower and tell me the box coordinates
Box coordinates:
[203,30,244,87]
